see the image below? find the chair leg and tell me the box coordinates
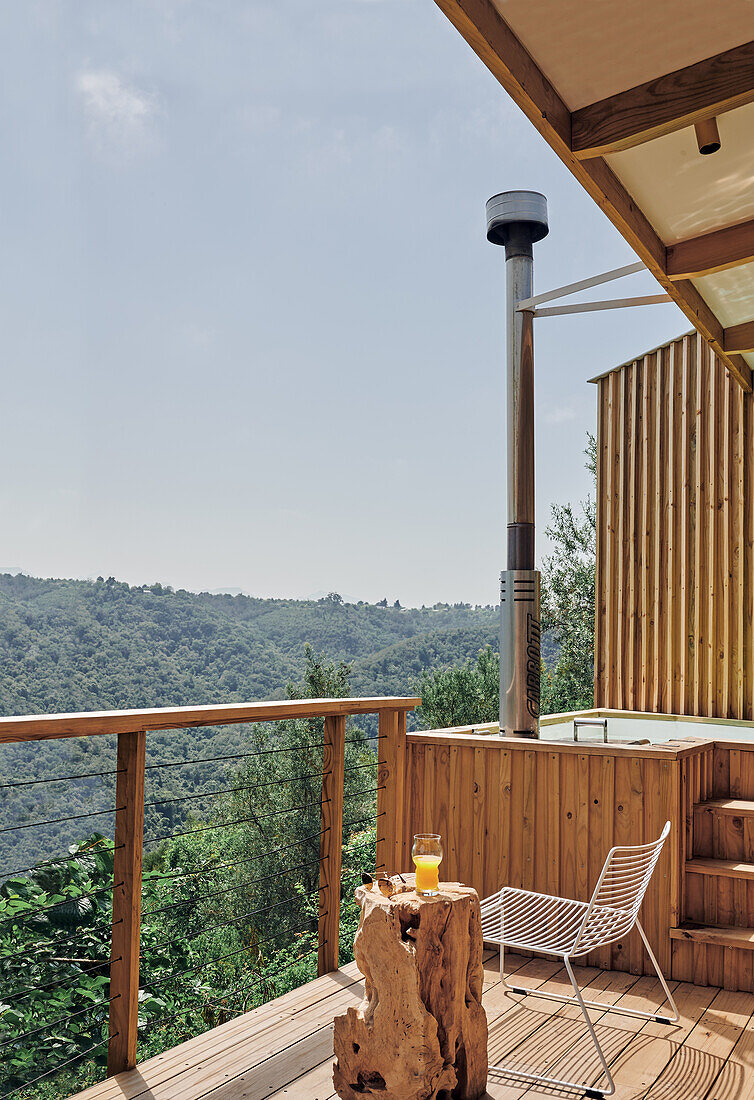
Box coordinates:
[503,925,679,1024]
[636,918,680,1023]
[489,955,616,1097]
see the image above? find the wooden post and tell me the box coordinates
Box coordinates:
[376,708,407,876]
[318,713,346,975]
[107,729,146,1076]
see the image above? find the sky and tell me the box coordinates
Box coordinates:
[0,1,690,608]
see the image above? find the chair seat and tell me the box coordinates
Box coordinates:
[480,886,629,957]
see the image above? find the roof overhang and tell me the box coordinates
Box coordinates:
[435,0,754,390]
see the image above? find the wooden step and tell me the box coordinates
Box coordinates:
[685,857,754,880]
[670,923,754,950]
[695,798,754,817]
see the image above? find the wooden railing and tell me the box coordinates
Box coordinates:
[0,696,419,1077]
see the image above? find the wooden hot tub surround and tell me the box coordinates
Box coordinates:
[376,723,754,994]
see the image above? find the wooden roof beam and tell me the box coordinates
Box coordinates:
[666,219,754,280]
[434,0,753,391]
[725,320,754,355]
[571,41,754,159]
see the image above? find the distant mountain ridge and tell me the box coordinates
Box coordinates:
[0,573,556,874]
[0,573,506,718]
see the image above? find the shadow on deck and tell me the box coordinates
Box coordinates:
[69,949,754,1100]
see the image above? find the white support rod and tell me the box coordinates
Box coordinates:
[532,294,671,318]
[516,260,646,311]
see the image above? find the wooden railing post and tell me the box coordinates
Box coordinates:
[108,729,146,1075]
[318,713,346,975]
[376,708,407,876]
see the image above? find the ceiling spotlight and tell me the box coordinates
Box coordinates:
[694,117,721,155]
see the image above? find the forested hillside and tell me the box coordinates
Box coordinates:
[0,573,502,716]
[0,573,549,874]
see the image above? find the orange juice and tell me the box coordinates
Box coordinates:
[413,854,441,894]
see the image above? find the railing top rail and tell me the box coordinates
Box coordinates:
[0,697,421,746]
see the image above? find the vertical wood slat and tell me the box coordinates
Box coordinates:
[318,713,346,976]
[596,332,753,719]
[108,729,146,1076]
[376,708,408,877]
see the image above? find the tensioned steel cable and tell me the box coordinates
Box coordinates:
[0,805,125,834]
[143,797,331,847]
[207,944,320,1009]
[0,993,120,1051]
[341,785,384,800]
[144,742,326,771]
[342,760,385,773]
[145,915,323,993]
[343,810,385,831]
[5,842,124,880]
[142,827,328,884]
[142,854,324,918]
[0,768,124,790]
[146,944,259,990]
[142,768,326,809]
[0,1033,116,1099]
[242,914,320,955]
[0,881,123,925]
[5,955,122,1003]
[137,730,380,775]
[1,917,122,963]
[150,888,323,953]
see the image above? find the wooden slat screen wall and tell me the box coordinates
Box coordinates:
[400,734,690,977]
[595,331,754,718]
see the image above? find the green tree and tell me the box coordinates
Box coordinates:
[414,435,597,727]
[540,433,597,713]
[416,647,499,729]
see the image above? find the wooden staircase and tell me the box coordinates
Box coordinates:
[671,794,754,954]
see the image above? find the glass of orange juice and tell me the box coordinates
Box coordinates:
[412,833,443,896]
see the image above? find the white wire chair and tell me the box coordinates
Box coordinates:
[479,821,679,1098]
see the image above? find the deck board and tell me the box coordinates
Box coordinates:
[69,953,754,1100]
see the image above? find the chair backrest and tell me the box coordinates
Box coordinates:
[572,821,670,954]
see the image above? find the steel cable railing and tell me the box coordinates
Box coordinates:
[0,698,415,1098]
[0,775,120,1100]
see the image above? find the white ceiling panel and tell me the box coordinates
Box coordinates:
[492,0,754,109]
[604,104,754,244]
[693,261,754,327]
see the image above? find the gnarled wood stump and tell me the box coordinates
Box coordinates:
[333,878,487,1100]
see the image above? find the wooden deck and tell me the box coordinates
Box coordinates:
[71,948,754,1100]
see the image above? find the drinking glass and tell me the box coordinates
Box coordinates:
[412,833,443,896]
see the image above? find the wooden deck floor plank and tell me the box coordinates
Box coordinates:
[69,966,364,1100]
[487,966,640,1084]
[484,962,652,1096]
[68,962,754,1100]
[576,981,728,1098]
[264,954,558,1100]
[503,974,679,1097]
[122,984,366,1100]
[202,950,527,1100]
[202,1022,337,1100]
[704,1006,754,1098]
[642,988,754,1099]
[263,1056,335,1100]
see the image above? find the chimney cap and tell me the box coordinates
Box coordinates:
[486,191,549,247]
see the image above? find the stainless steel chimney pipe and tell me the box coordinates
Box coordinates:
[486,191,548,738]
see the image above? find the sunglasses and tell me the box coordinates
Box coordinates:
[361,871,406,897]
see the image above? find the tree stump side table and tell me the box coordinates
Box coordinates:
[333,878,487,1100]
